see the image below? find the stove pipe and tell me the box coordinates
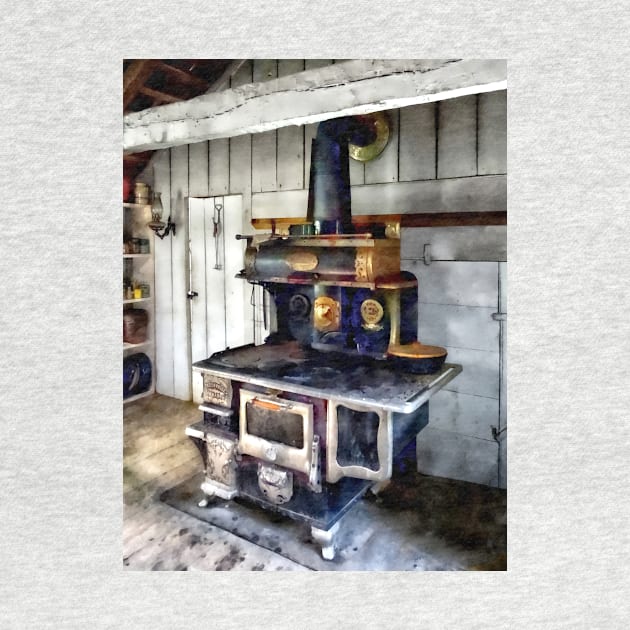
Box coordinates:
[307,117,376,235]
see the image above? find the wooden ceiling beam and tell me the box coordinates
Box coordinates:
[123,59,158,110]
[123,152,151,164]
[157,61,209,91]
[205,59,247,93]
[138,86,182,105]
[124,59,507,153]
[400,211,507,227]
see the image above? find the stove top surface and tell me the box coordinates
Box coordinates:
[193,341,461,413]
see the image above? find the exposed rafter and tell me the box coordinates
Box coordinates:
[124,59,507,153]
[123,60,157,110]
[157,61,210,91]
[205,59,247,93]
[138,86,182,105]
[123,59,235,180]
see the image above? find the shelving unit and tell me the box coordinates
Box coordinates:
[123,202,156,403]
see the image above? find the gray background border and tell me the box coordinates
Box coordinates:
[2,1,629,627]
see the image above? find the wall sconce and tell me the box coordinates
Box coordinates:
[148,192,176,239]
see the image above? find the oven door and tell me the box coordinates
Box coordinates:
[326,400,392,483]
[238,389,315,477]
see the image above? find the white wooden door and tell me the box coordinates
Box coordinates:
[188,195,253,403]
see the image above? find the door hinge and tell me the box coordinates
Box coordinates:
[423,244,431,265]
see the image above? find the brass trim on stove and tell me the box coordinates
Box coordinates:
[348,111,391,162]
[360,298,385,329]
[286,251,319,272]
[313,296,341,332]
[354,239,401,283]
[385,222,401,239]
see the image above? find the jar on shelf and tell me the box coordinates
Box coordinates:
[123,309,148,344]
[134,182,150,205]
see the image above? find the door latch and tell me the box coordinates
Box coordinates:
[187,290,199,300]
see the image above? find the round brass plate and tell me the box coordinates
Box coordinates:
[349,112,390,162]
[361,299,384,328]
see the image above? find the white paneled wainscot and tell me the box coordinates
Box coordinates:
[140,60,507,487]
[402,235,506,488]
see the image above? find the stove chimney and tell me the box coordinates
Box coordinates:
[307,117,376,235]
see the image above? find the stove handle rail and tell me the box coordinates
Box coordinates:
[249,396,294,411]
[235,234,256,243]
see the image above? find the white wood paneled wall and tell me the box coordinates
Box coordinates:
[404,259,501,486]
[402,227,506,488]
[251,89,507,219]
[152,150,173,397]
[188,195,250,404]
[498,261,507,488]
[146,60,507,488]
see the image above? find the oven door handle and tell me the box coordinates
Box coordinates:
[251,396,292,411]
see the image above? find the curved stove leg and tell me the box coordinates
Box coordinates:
[198,487,215,507]
[311,521,340,560]
[198,495,212,508]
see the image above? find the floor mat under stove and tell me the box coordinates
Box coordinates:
[160,473,506,571]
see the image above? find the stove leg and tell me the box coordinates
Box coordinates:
[198,483,216,508]
[370,479,391,495]
[311,521,340,560]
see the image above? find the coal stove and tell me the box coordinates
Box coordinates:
[188,114,461,559]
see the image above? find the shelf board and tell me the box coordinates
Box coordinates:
[123,297,152,305]
[123,253,151,259]
[123,340,153,350]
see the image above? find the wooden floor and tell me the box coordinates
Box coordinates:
[123,393,307,570]
[123,393,506,571]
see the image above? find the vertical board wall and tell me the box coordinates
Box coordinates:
[146,60,507,487]
[402,234,506,487]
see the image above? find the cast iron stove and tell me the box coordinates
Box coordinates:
[187,114,462,559]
